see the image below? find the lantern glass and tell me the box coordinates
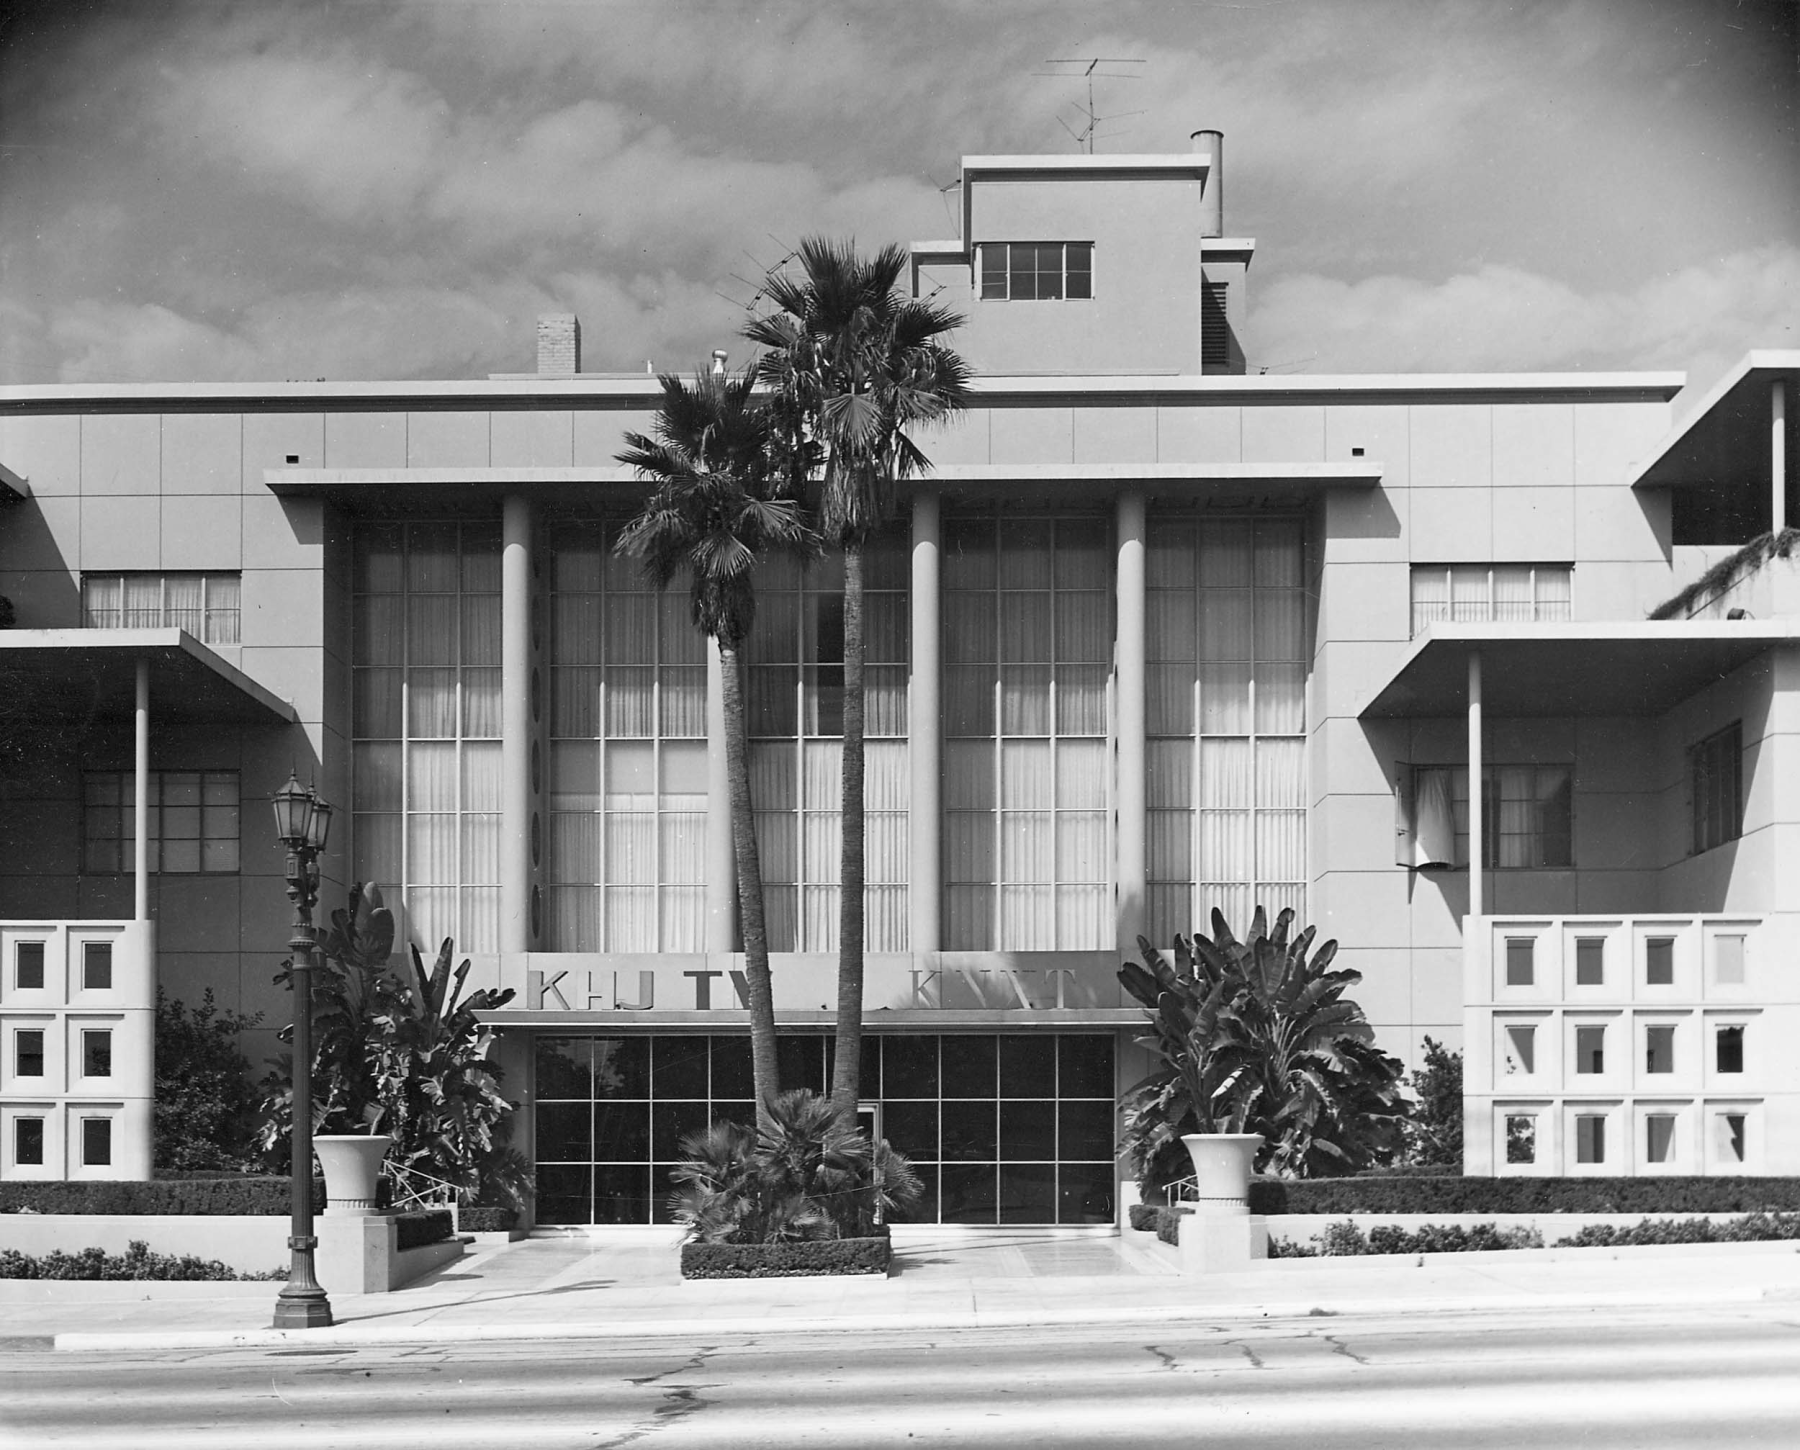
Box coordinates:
[306,795,333,852]
[271,775,313,847]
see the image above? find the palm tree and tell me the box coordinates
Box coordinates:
[745,239,971,1124]
[615,369,816,1127]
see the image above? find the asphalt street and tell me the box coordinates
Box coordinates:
[4,1301,1799,1449]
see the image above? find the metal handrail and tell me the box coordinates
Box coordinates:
[386,1162,461,1233]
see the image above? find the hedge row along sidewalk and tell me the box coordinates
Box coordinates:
[1242,1175,1800,1215]
[0,1180,517,1232]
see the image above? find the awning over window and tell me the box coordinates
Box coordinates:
[1359,621,1798,719]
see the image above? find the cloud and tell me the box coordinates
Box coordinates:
[1246,245,1800,387]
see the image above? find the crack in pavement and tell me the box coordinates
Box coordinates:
[589,1382,723,1449]
[1322,1334,1371,1366]
[626,1345,718,1387]
[1228,1340,1265,1370]
[1144,1343,1180,1371]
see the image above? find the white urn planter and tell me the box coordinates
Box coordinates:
[1179,1132,1262,1216]
[314,1134,392,1217]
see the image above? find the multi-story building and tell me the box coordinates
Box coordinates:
[2,132,1795,1220]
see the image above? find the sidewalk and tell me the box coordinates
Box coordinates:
[10,1227,1800,1353]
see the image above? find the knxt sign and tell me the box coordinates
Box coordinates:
[491,953,1127,1016]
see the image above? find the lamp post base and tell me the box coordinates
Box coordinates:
[273,1289,334,1329]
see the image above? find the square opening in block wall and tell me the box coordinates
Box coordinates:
[80,1117,111,1167]
[1576,1114,1606,1163]
[1717,1026,1745,1074]
[1575,938,1604,986]
[1715,1112,1748,1163]
[15,1029,45,1077]
[14,1117,45,1166]
[1646,1115,1676,1164]
[82,942,112,991]
[15,942,46,990]
[1645,937,1674,986]
[1714,935,1746,986]
[1503,1025,1536,1075]
[1575,1025,1605,1074]
[1505,938,1535,986]
[1645,1025,1675,1074]
[1505,1115,1536,1164]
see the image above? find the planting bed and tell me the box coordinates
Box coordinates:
[680,1233,891,1279]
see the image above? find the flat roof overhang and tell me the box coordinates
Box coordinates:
[1631,351,1800,491]
[0,463,28,502]
[0,630,297,725]
[1359,621,1800,719]
[266,459,1383,513]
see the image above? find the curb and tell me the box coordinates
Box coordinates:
[52,1282,1782,1353]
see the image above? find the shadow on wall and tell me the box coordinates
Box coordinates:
[0,500,82,628]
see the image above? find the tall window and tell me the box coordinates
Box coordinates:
[1147,516,1307,943]
[1410,565,1571,635]
[944,512,1111,950]
[352,522,502,953]
[544,520,707,953]
[82,771,239,874]
[1412,764,1572,869]
[1690,722,1742,855]
[978,243,1093,300]
[745,541,909,952]
[82,573,240,645]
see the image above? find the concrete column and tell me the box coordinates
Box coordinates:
[500,495,532,954]
[133,657,149,922]
[1467,650,1483,928]
[908,488,942,954]
[1115,489,1147,959]
[1775,378,1788,535]
[705,635,736,952]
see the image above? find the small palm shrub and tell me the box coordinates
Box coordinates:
[670,1088,923,1244]
[1119,906,1411,1195]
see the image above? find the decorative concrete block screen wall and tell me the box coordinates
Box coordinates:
[1463,915,1793,1176]
[0,921,154,1180]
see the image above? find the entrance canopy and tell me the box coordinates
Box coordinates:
[0,629,296,724]
[1360,621,1799,719]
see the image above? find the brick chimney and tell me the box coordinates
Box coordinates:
[536,314,581,375]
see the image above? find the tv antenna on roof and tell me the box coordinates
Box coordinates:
[1038,57,1145,153]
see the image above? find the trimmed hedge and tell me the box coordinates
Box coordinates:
[1155,1205,1192,1246]
[459,1207,518,1234]
[0,1239,284,1281]
[0,1178,320,1217]
[395,1209,454,1251]
[1553,1212,1800,1248]
[681,1233,891,1279]
[1127,1203,1160,1233]
[1245,1176,1800,1216]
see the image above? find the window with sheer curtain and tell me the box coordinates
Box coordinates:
[351,522,501,953]
[1410,565,1571,635]
[1414,763,1573,869]
[743,537,910,952]
[1146,516,1307,945]
[82,573,241,644]
[943,511,1111,951]
[545,520,707,953]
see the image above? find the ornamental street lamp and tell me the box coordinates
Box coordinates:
[271,772,335,1330]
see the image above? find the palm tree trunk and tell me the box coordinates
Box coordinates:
[719,638,779,1129]
[829,543,867,1124]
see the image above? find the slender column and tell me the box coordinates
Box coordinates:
[704,636,736,952]
[500,495,532,954]
[1115,489,1148,959]
[1467,650,1483,928]
[908,488,942,955]
[133,658,149,921]
[1774,378,1788,536]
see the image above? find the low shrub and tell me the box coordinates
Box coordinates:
[1246,1176,1800,1216]
[0,1239,284,1281]
[459,1206,518,1234]
[1127,1203,1160,1233]
[0,1178,319,1216]
[1155,1205,1192,1246]
[1554,1212,1800,1248]
[1270,1219,1544,1257]
[394,1209,454,1251]
[681,1233,889,1279]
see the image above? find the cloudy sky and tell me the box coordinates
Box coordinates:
[1,0,1794,393]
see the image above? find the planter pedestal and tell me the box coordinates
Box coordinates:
[1177,1133,1269,1274]
[314,1134,392,1217]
